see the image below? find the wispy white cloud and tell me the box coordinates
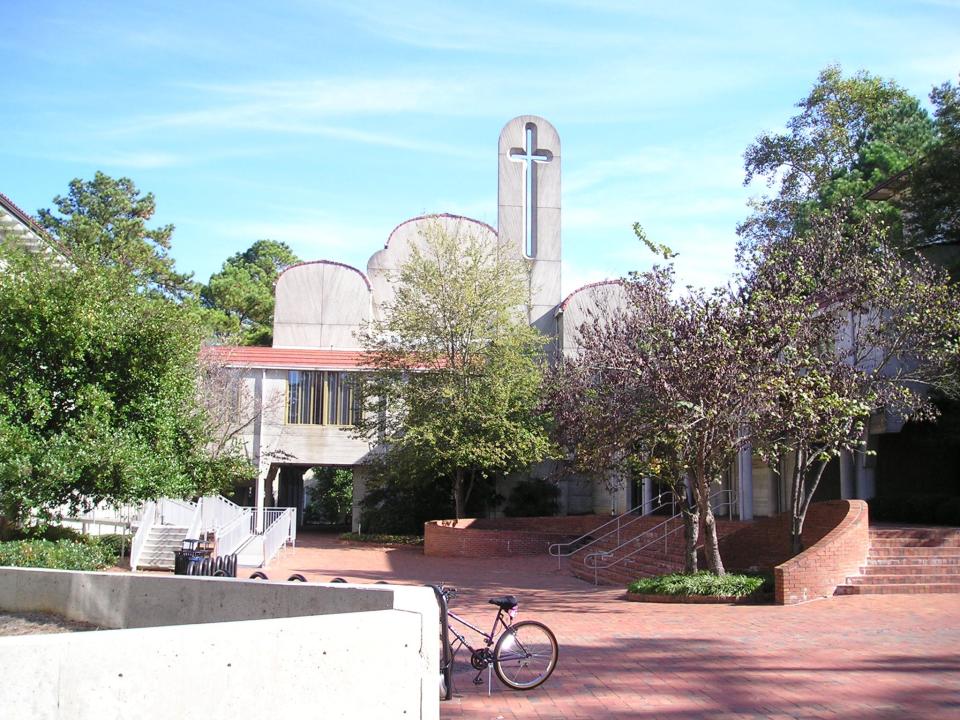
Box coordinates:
[105,76,487,158]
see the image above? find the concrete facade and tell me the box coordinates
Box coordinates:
[216,115,857,526]
[0,567,438,720]
[209,115,632,526]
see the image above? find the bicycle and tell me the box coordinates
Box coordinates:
[430,584,558,699]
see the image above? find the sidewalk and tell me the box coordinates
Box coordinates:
[270,532,960,719]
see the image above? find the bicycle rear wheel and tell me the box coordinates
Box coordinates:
[493,620,558,690]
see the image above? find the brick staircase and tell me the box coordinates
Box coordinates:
[835,526,960,595]
[568,517,747,586]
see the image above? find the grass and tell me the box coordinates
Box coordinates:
[627,571,772,598]
[339,532,424,546]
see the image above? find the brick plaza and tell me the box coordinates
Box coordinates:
[269,533,960,719]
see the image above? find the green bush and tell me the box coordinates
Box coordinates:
[503,478,560,517]
[628,571,772,597]
[339,532,423,546]
[90,533,130,559]
[0,539,114,570]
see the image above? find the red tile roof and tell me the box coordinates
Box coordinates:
[201,346,374,369]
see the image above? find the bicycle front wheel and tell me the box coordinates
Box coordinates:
[493,620,558,690]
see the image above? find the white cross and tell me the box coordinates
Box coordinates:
[509,123,553,258]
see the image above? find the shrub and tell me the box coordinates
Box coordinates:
[503,478,560,517]
[627,571,772,597]
[0,539,113,570]
[90,533,130,559]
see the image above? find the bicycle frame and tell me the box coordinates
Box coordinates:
[446,605,515,656]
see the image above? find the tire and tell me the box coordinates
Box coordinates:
[440,662,453,701]
[287,573,307,582]
[228,555,237,578]
[249,571,269,580]
[330,577,347,583]
[493,620,558,690]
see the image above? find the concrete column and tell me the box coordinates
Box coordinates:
[839,450,855,500]
[642,477,654,515]
[855,433,876,499]
[252,370,265,531]
[737,444,754,521]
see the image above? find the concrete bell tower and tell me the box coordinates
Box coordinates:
[497,115,561,338]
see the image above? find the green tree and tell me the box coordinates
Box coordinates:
[37,172,195,298]
[0,241,221,526]
[743,206,960,554]
[355,221,556,520]
[201,240,301,345]
[305,467,353,525]
[740,66,935,251]
[905,78,960,250]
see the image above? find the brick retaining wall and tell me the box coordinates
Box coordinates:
[774,500,869,605]
[424,515,612,557]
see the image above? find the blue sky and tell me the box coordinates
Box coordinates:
[2,1,958,294]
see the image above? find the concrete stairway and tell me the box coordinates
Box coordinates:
[836,526,960,595]
[568,518,746,586]
[136,525,189,571]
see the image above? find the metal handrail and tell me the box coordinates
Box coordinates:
[129,501,156,571]
[584,489,737,585]
[184,502,203,542]
[548,493,678,566]
[216,508,253,556]
[158,498,197,527]
[261,508,296,566]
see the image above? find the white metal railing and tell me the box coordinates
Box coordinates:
[584,489,737,585]
[184,502,203,543]
[261,508,297,566]
[129,501,157,572]
[216,508,253,556]
[159,498,197,527]
[199,495,243,533]
[548,492,678,567]
[245,507,287,535]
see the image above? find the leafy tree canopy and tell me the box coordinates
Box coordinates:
[740,65,935,250]
[355,221,556,520]
[37,172,195,299]
[906,78,960,249]
[0,242,226,525]
[201,239,300,345]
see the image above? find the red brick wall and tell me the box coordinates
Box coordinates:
[774,500,869,605]
[424,515,612,557]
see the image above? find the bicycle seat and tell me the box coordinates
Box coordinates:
[488,595,518,610]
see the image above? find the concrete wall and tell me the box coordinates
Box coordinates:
[424,515,614,557]
[0,568,438,720]
[273,261,372,349]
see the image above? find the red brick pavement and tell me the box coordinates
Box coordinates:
[268,532,960,720]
